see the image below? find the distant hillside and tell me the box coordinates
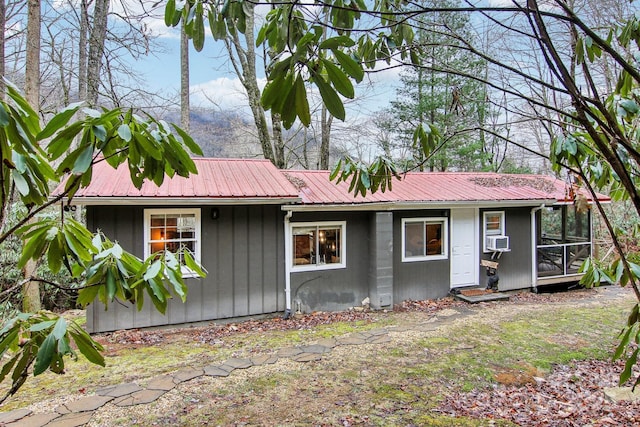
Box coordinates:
[162,109,263,158]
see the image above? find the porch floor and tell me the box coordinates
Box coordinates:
[452,287,511,303]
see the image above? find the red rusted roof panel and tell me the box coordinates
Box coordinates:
[56,158,300,199]
[283,170,609,204]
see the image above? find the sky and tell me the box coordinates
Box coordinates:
[124,3,402,119]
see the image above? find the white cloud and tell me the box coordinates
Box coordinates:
[191,77,266,111]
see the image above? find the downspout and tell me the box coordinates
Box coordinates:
[283,209,293,319]
[530,204,546,293]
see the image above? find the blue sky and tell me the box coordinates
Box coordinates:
[129,4,401,119]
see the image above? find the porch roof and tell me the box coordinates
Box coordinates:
[53,158,301,205]
[283,170,609,207]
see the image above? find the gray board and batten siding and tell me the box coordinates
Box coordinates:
[85,204,286,333]
[289,211,372,314]
[392,210,451,303]
[479,207,534,292]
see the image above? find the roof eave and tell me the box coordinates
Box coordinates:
[281,199,559,212]
[59,196,301,206]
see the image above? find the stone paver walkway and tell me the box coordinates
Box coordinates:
[0,305,479,427]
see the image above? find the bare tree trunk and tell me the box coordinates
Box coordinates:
[180,25,189,131]
[319,106,333,169]
[78,0,89,102]
[22,0,40,313]
[223,2,278,165]
[86,0,108,107]
[271,113,285,168]
[0,0,5,97]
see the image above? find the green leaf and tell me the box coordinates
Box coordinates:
[0,103,10,127]
[34,333,56,376]
[320,36,355,49]
[77,285,100,308]
[322,58,355,99]
[29,320,56,332]
[171,124,203,156]
[117,124,132,142]
[184,250,207,277]
[312,70,346,121]
[52,317,67,340]
[333,50,364,82]
[37,102,83,140]
[164,0,177,26]
[620,347,639,385]
[294,74,311,127]
[144,260,162,281]
[69,330,105,367]
[192,3,205,51]
[72,145,94,174]
[106,267,117,301]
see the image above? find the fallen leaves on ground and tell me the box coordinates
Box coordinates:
[437,359,640,426]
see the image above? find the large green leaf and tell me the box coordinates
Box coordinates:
[312,70,346,121]
[37,102,83,141]
[322,58,355,99]
[333,50,364,82]
[33,333,56,376]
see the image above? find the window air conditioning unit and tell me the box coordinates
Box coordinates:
[486,235,510,251]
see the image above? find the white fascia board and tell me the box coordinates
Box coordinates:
[281,199,558,212]
[61,197,301,206]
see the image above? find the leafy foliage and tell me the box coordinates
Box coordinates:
[168,0,640,388]
[0,83,205,403]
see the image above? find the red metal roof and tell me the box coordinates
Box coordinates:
[55,158,300,202]
[283,170,609,205]
[56,157,609,207]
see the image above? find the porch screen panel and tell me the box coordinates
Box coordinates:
[536,206,591,279]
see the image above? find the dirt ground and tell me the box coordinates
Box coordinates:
[74,285,640,426]
[5,285,639,426]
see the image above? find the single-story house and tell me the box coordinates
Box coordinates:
[54,158,609,333]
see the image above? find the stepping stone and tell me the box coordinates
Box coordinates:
[251,355,279,366]
[337,336,367,345]
[172,368,204,384]
[292,353,323,362]
[367,335,392,344]
[60,395,114,413]
[368,328,389,336]
[204,365,231,377]
[96,383,142,398]
[6,412,59,427]
[113,389,166,407]
[349,332,372,340]
[146,375,177,391]
[217,364,235,373]
[413,324,440,332]
[604,386,640,403]
[316,338,337,348]
[46,412,94,427]
[277,347,303,358]
[223,358,253,369]
[298,344,331,354]
[0,409,32,425]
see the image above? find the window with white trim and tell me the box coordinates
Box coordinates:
[483,211,505,251]
[144,209,201,277]
[291,221,346,271]
[402,217,448,262]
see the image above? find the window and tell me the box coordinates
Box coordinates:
[402,217,448,262]
[483,211,505,252]
[291,222,346,271]
[144,209,201,277]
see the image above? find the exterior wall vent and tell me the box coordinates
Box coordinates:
[486,235,510,251]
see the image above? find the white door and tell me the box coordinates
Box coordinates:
[450,208,479,288]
